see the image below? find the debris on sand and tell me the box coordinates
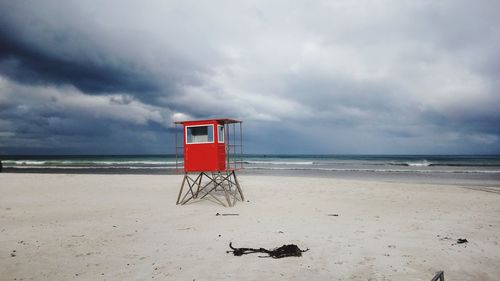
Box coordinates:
[439,235,469,246]
[227,242,309,258]
[327,214,339,217]
[450,238,469,246]
[216,213,239,216]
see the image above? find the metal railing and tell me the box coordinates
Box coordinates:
[174,123,183,173]
[225,121,243,171]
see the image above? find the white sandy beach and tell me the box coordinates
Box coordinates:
[1,173,500,281]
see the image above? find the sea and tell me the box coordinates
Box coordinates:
[2,155,500,186]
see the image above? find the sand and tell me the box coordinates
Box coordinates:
[1,173,500,281]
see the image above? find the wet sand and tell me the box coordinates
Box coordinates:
[1,173,499,280]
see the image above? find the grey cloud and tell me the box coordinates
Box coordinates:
[0,26,160,95]
[0,0,499,154]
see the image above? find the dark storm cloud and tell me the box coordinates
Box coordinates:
[0,1,210,106]
[0,26,160,95]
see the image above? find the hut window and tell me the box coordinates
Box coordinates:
[218,125,224,143]
[186,125,214,144]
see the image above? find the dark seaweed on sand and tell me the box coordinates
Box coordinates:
[227,242,309,258]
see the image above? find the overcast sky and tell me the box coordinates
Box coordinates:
[1,0,499,155]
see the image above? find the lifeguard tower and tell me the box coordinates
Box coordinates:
[174,119,244,207]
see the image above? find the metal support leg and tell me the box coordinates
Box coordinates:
[177,171,245,207]
[194,172,203,198]
[233,171,244,201]
[176,174,187,205]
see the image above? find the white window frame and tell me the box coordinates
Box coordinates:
[218,125,224,143]
[185,124,214,144]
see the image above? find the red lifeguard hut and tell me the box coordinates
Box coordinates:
[174,118,244,207]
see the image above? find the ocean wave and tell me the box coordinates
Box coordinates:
[4,160,180,166]
[6,165,179,170]
[245,166,500,174]
[243,160,500,168]
[5,160,49,165]
[4,163,499,174]
[243,161,314,165]
[389,161,431,167]
[429,163,500,167]
[388,162,500,167]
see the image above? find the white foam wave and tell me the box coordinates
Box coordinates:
[246,166,500,174]
[83,161,180,165]
[7,160,48,165]
[244,161,314,165]
[4,160,180,166]
[8,165,179,170]
[406,161,431,167]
